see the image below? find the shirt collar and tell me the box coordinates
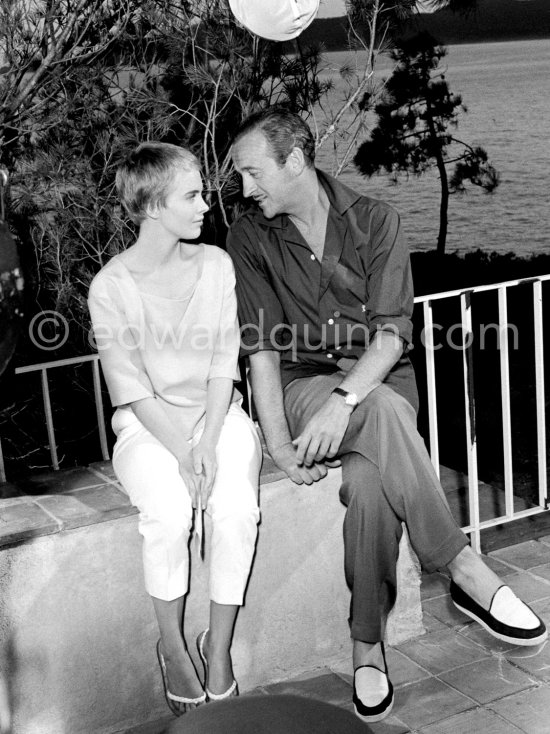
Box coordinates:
[247,168,362,229]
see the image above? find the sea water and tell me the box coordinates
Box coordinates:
[315,39,550,255]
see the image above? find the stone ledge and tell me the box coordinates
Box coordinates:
[0,465,423,734]
[0,452,290,549]
[0,458,527,550]
[0,464,135,548]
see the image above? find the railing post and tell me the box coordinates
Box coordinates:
[533,280,547,507]
[0,437,6,483]
[41,368,59,470]
[498,286,514,517]
[460,291,481,552]
[92,358,110,461]
[423,300,440,476]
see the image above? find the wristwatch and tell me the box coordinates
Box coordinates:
[331,387,359,409]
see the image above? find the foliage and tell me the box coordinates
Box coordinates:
[0,0,350,472]
[0,1,336,345]
[0,0,480,474]
[354,31,499,254]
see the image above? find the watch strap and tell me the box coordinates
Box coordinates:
[332,387,349,398]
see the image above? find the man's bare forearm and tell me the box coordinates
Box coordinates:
[249,350,293,454]
[338,330,404,403]
[249,350,328,485]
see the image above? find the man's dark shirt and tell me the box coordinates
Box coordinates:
[227,170,418,409]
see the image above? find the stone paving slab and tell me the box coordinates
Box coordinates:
[437,656,537,704]
[391,676,474,730]
[419,594,473,628]
[505,644,550,682]
[527,562,550,584]
[66,484,133,514]
[504,572,550,604]
[34,487,137,531]
[0,496,60,545]
[420,572,449,600]
[88,460,118,481]
[490,539,550,570]
[14,466,106,495]
[482,554,519,577]
[488,685,550,734]
[531,596,550,625]
[422,611,449,634]
[457,623,523,654]
[419,707,524,734]
[395,629,489,676]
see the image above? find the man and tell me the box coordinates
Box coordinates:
[227,107,546,723]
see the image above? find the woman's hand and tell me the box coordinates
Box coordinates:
[177,447,202,509]
[192,435,218,506]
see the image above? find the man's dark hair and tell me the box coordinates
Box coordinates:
[233,107,315,168]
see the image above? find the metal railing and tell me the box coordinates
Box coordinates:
[3,274,549,550]
[4,354,110,481]
[416,274,550,550]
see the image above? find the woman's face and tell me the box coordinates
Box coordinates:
[154,167,209,240]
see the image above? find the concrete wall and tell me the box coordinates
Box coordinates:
[0,468,423,734]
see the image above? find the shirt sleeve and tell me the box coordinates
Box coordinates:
[88,275,155,406]
[365,204,414,350]
[227,218,291,355]
[208,252,241,381]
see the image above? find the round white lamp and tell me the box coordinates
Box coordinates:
[228,0,320,41]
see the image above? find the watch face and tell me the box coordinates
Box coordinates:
[345,393,359,407]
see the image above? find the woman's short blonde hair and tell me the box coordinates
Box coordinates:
[116,142,201,224]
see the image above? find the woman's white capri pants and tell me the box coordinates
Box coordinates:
[112,403,261,603]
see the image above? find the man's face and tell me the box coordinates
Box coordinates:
[232,130,294,219]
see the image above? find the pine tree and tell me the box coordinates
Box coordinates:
[354,31,499,254]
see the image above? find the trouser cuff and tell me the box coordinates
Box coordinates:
[420,533,470,574]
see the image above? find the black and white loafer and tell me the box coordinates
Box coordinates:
[353,642,394,723]
[450,581,548,646]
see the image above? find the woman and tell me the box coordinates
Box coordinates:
[88,142,261,716]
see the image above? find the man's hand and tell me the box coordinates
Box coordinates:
[192,436,218,506]
[293,395,353,467]
[270,442,328,486]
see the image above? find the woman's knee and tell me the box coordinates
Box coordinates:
[217,408,262,468]
[210,492,260,527]
[139,503,194,540]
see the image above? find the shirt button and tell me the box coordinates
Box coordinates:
[334,311,340,317]
[328,318,334,325]
[310,254,315,261]
[327,353,333,359]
